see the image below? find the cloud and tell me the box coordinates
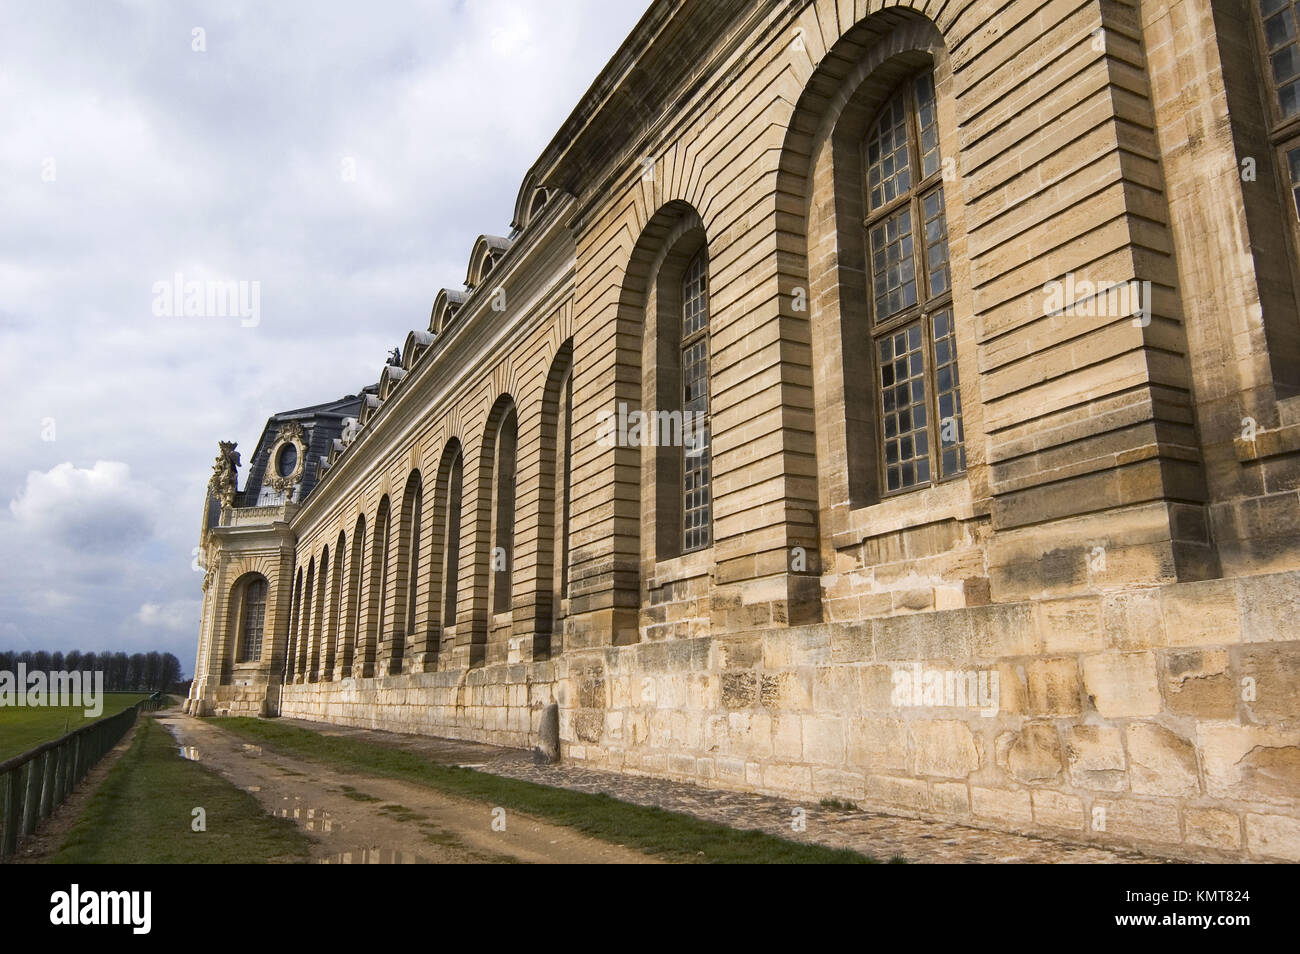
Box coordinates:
[0,0,652,668]
[9,461,159,551]
[136,600,203,632]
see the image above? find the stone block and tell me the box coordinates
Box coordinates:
[1081,651,1161,717]
[1125,723,1199,797]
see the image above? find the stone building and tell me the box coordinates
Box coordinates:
[188,0,1300,860]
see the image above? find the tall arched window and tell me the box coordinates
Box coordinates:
[235,575,268,662]
[438,443,464,634]
[864,71,965,493]
[298,558,314,679]
[365,497,391,677]
[342,514,365,677]
[285,568,303,681]
[537,343,573,655]
[491,404,518,614]
[681,250,712,551]
[392,471,422,674]
[309,544,328,681]
[1255,0,1300,216]
[323,531,345,680]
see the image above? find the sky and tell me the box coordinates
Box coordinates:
[0,0,653,673]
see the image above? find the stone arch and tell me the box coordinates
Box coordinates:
[427,438,464,665]
[322,529,346,680]
[471,393,518,661]
[774,9,983,546]
[360,496,391,678]
[228,571,269,668]
[533,339,574,659]
[387,469,423,674]
[340,513,366,678]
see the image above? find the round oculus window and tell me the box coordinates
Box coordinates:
[276,443,298,478]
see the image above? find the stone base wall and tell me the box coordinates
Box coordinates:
[277,567,1300,861]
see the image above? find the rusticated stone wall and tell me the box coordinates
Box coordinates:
[282,567,1300,861]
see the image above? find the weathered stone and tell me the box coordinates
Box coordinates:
[1032,789,1084,831]
[1162,649,1236,719]
[997,723,1064,784]
[1199,723,1300,807]
[1065,724,1127,792]
[971,787,1033,827]
[1095,799,1181,844]
[1125,723,1199,797]
[1025,658,1082,715]
[1244,813,1300,861]
[912,720,980,779]
[1081,652,1162,717]
[1184,808,1241,852]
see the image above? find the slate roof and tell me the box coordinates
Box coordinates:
[237,389,370,506]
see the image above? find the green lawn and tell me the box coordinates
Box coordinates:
[51,715,311,864]
[216,717,885,864]
[0,693,152,762]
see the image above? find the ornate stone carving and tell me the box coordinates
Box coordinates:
[208,441,240,509]
[267,422,307,495]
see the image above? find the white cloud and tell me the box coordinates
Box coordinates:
[137,600,202,631]
[9,461,159,551]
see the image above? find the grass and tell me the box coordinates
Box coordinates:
[0,693,152,762]
[216,717,881,864]
[51,716,312,864]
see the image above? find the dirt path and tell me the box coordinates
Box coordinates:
[155,714,659,864]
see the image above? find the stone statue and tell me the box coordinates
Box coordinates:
[387,347,402,366]
[208,441,240,509]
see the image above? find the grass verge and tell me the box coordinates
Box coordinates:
[216,717,881,864]
[0,693,152,762]
[51,716,312,863]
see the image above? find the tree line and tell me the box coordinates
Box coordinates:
[0,650,184,693]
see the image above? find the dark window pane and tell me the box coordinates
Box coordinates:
[876,319,931,492]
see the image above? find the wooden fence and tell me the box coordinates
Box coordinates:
[0,691,163,861]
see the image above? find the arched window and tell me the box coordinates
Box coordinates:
[864,71,965,493]
[1255,2,1300,202]
[392,471,422,674]
[365,498,391,677]
[285,568,303,681]
[681,250,712,551]
[323,531,345,680]
[341,514,365,677]
[298,558,314,678]
[491,404,518,614]
[236,575,268,662]
[537,343,573,655]
[439,445,464,631]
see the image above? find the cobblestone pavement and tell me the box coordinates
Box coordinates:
[273,718,1174,863]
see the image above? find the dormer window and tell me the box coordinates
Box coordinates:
[276,443,298,478]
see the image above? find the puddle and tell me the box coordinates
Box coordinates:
[178,746,200,761]
[276,806,336,832]
[317,847,432,864]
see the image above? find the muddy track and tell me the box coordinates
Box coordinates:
[157,714,659,864]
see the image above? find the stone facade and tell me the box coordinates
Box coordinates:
[189,0,1300,860]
